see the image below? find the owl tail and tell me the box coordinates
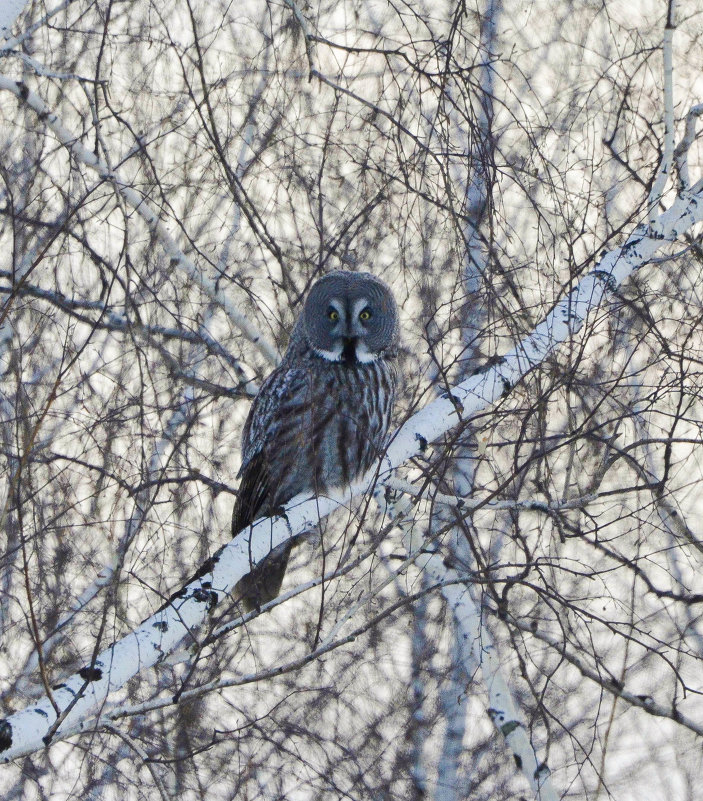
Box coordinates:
[233,540,295,612]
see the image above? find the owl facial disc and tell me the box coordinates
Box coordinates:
[303,272,399,364]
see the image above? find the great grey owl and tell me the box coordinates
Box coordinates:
[232,271,399,610]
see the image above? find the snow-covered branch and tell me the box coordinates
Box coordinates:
[378,484,558,799]
[387,476,599,514]
[674,103,703,191]
[2,152,702,759]
[1,38,702,760]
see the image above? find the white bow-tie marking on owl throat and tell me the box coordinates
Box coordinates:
[314,341,379,363]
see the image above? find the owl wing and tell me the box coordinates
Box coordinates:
[232,364,310,534]
[231,447,271,535]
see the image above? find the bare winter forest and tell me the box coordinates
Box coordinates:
[1,0,703,799]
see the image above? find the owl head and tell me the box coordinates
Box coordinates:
[297,271,399,364]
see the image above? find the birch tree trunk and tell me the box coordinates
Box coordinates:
[1,1,703,799]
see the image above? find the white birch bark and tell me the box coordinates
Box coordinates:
[647,1,676,223]
[379,489,558,800]
[440,568,558,801]
[435,0,499,790]
[1,166,701,759]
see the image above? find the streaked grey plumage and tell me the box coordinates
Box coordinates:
[232,271,399,610]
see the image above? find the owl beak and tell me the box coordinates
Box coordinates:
[341,336,357,363]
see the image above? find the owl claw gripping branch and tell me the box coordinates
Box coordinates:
[231,271,399,610]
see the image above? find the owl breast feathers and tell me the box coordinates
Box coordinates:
[232,271,399,609]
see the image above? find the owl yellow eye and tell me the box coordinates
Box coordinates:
[328,308,339,321]
[359,308,372,321]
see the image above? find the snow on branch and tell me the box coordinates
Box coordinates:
[0,490,348,761]
[0,75,280,367]
[1,108,702,761]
